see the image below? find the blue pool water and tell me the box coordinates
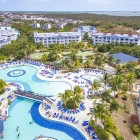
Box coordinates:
[0,65,71,96]
[81,74,101,85]
[0,66,87,140]
[31,101,86,140]
[3,98,77,140]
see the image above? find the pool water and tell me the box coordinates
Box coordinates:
[81,74,101,85]
[0,65,71,96]
[3,98,74,140]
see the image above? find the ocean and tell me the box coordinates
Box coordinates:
[1,11,140,17]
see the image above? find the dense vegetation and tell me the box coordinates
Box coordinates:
[39,13,140,32]
[96,43,140,58]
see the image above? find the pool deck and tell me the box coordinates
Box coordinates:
[39,97,97,140]
[0,82,24,120]
[0,61,110,140]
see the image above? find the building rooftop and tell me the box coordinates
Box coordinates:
[112,53,139,64]
[78,26,96,32]
[92,32,140,39]
[34,32,81,38]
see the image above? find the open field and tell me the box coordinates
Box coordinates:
[112,94,138,140]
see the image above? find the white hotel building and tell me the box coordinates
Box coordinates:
[77,26,97,37]
[0,36,11,48]
[92,33,140,46]
[0,26,20,48]
[34,32,82,47]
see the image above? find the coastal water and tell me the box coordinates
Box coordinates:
[2,11,140,17]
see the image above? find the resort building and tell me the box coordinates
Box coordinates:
[77,26,97,37]
[0,36,11,48]
[55,22,67,29]
[0,25,19,47]
[34,31,82,46]
[92,32,140,46]
[42,23,51,30]
[0,29,20,41]
[0,26,11,30]
[32,23,41,28]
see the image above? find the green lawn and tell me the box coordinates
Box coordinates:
[30,52,49,59]
[30,50,94,60]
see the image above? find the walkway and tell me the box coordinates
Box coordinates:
[14,90,47,102]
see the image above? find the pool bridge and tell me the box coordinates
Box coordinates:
[14,90,53,105]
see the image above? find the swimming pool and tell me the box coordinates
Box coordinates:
[81,74,101,85]
[0,65,71,96]
[3,98,77,140]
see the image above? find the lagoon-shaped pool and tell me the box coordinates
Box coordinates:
[0,65,71,96]
[3,98,86,140]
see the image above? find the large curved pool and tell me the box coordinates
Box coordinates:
[0,65,71,96]
[3,98,86,140]
[0,65,88,140]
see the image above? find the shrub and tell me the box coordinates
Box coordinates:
[94,125,110,140]
[123,120,127,123]
[132,124,140,135]
[0,89,5,95]
[113,132,124,140]
[130,114,139,126]
[63,101,79,109]
[8,99,11,105]
[110,100,120,112]
[122,95,127,100]
[125,109,130,114]
[123,104,127,110]
[115,92,122,98]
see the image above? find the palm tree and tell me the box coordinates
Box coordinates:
[115,64,124,76]
[91,79,102,94]
[94,54,105,69]
[70,49,78,61]
[99,72,111,91]
[101,90,112,103]
[74,85,83,95]
[107,55,114,67]
[58,86,84,109]
[40,53,48,62]
[0,79,7,93]
[103,117,117,139]
[84,59,93,68]
[125,72,136,95]
[111,75,125,96]
[88,103,110,123]
[73,59,82,70]
[72,86,84,108]
[58,90,72,107]
[109,100,120,112]
[0,55,7,62]
[121,84,128,95]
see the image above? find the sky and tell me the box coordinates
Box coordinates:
[0,0,140,11]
